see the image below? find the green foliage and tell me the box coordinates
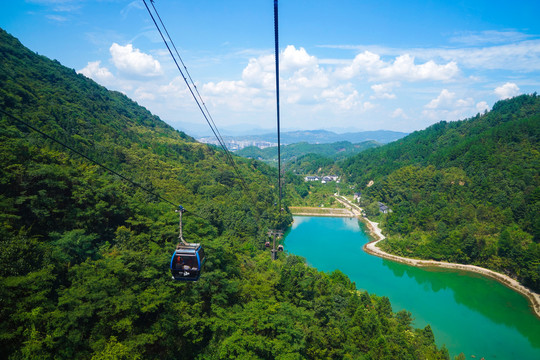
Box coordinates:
[236,140,380,172]
[0,28,447,359]
[342,94,540,291]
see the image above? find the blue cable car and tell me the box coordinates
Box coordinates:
[170,205,206,281]
[170,243,205,281]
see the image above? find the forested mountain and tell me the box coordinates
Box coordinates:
[236,140,380,167]
[342,94,540,291]
[0,28,448,359]
[202,129,407,145]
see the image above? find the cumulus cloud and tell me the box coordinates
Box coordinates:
[423,89,484,121]
[371,82,399,99]
[382,54,459,81]
[106,40,524,132]
[241,54,275,89]
[336,51,459,82]
[425,89,456,109]
[77,61,114,84]
[319,86,360,110]
[494,82,520,99]
[110,43,162,77]
[476,101,490,112]
[200,45,461,115]
[281,45,318,72]
[203,45,331,109]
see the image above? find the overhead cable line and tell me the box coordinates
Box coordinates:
[142,0,249,191]
[0,108,205,219]
[148,0,228,153]
[274,0,283,213]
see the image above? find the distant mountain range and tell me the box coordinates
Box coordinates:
[198,129,408,150]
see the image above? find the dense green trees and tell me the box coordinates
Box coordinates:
[0,28,447,359]
[236,140,379,172]
[342,94,540,291]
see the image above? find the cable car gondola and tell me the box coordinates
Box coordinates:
[170,243,205,281]
[170,206,206,281]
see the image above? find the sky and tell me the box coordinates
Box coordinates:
[2,0,540,136]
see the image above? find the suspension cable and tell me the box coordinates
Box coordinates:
[148,0,228,155]
[274,0,283,213]
[142,0,249,191]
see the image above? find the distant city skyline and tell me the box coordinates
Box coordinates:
[2,0,539,135]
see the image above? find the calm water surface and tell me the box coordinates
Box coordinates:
[284,216,540,359]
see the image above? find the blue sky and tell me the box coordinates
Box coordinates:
[2,0,540,135]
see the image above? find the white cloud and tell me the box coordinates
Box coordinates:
[109,43,162,77]
[318,85,373,111]
[371,82,399,99]
[494,82,520,99]
[120,1,144,18]
[449,30,533,46]
[201,45,331,109]
[425,89,456,109]
[335,51,459,82]
[435,41,540,72]
[382,54,459,81]
[476,101,489,112]
[281,45,318,72]
[322,39,540,72]
[241,54,275,88]
[77,61,114,84]
[46,14,68,22]
[101,38,533,133]
[423,89,482,121]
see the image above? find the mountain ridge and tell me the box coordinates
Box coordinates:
[236,140,381,166]
[340,93,540,292]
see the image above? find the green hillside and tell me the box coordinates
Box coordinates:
[0,28,448,359]
[342,94,540,291]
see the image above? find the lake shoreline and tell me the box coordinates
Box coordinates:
[289,206,356,217]
[296,196,540,320]
[361,216,540,320]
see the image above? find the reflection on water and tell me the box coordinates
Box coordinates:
[291,215,312,229]
[285,216,540,360]
[382,259,540,349]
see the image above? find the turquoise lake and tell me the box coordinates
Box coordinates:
[284,216,540,359]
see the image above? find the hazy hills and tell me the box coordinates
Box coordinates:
[236,140,381,165]
[197,129,408,150]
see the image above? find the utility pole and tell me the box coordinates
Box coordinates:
[267,229,283,260]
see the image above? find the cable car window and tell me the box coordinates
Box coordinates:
[175,254,197,269]
[198,247,205,264]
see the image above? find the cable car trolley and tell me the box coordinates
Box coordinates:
[170,206,206,281]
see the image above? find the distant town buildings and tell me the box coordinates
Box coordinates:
[197,137,278,151]
[304,175,340,183]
